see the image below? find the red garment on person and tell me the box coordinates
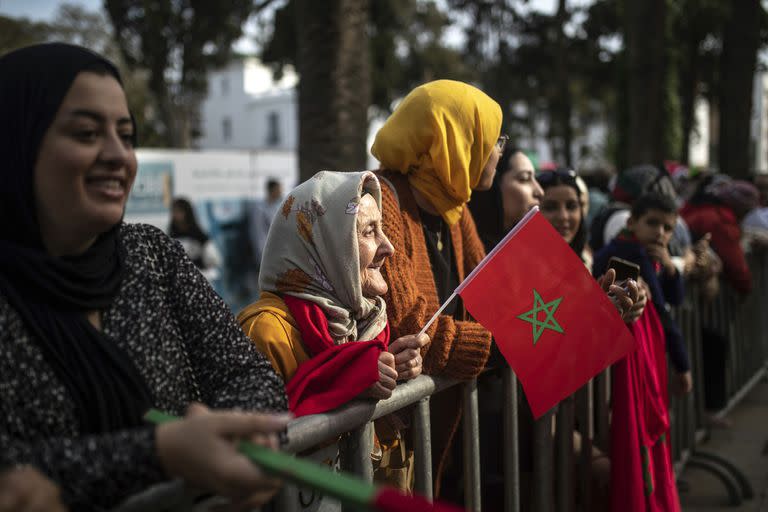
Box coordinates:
[610,301,681,512]
[283,295,389,417]
[373,488,467,512]
[680,202,751,295]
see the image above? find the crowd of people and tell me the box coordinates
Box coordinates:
[1,42,766,512]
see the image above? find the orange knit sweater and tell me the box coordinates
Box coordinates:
[377,171,492,380]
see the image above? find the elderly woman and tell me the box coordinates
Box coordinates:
[0,43,289,510]
[238,171,428,488]
[239,170,428,410]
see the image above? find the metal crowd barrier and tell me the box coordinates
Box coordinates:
[114,253,768,512]
[669,250,768,506]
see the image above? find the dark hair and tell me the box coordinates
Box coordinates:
[536,167,577,188]
[613,164,678,204]
[630,192,678,219]
[537,167,587,255]
[267,179,280,192]
[496,145,520,179]
[467,145,521,250]
[170,197,208,244]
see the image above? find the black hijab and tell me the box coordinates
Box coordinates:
[468,145,518,251]
[169,198,209,245]
[0,43,153,434]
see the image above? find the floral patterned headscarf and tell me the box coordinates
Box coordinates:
[259,171,388,343]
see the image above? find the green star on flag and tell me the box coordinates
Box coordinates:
[517,289,564,344]
[454,209,637,418]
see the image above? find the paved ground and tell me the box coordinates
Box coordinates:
[679,376,768,511]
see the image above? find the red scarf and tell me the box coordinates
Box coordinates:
[610,301,680,512]
[284,295,390,417]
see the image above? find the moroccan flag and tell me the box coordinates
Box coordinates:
[457,208,636,418]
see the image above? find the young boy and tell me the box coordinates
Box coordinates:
[593,192,691,512]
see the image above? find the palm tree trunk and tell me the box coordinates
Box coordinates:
[718,1,762,178]
[295,0,370,183]
[553,0,573,167]
[624,0,667,166]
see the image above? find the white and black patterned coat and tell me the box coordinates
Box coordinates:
[0,223,287,509]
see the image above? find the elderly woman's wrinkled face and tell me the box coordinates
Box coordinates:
[34,71,137,256]
[357,194,394,298]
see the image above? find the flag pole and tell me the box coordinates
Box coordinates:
[417,206,540,337]
[417,292,457,337]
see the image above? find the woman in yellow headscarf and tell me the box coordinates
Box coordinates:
[371,79,504,497]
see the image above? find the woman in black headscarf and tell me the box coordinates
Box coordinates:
[169,197,222,281]
[0,43,288,510]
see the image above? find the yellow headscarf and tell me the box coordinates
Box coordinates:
[371,80,502,225]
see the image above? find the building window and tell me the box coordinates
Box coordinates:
[221,77,229,96]
[222,117,232,142]
[266,111,280,147]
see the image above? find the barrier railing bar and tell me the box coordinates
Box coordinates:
[594,371,610,453]
[532,408,555,512]
[503,368,520,512]
[711,364,768,422]
[413,397,433,500]
[283,375,457,454]
[555,395,575,512]
[576,380,594,512]
[462,379,482,512]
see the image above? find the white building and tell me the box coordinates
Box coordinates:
[197,56,385,169]
[196,57,299,153]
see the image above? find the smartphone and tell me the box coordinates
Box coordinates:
[607,256,640,283]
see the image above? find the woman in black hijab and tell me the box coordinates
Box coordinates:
[0,43,288,510]
[169,197,222,281]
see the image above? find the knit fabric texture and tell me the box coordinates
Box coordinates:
[377,171,491,380]
[0,223,287,510]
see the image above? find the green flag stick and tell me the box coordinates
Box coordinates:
[145,409,377,510]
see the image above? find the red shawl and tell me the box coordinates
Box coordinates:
[284,295,390,417]
[610,301,681,512]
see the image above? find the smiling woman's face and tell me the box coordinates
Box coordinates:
[357,193,395,298]
[34,71,136,256]
[540,184,582,244]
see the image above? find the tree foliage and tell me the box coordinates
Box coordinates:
[448,0,618,167]
[104,0,256,147]
[293,0,371,180]
[262,0,468,114]
[718,0,767,177]
[261,0,470,179]
[0,4,164,147]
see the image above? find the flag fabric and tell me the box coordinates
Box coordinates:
[457,209,636,418]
